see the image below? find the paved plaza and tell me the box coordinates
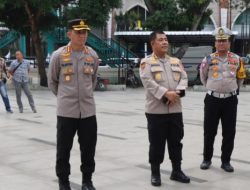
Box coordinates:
[0,88,250,190]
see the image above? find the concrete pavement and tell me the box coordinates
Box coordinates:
[0,88,250,190]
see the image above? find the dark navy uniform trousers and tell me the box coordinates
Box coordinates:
[203,94,238,163]
[146,113,184,170]
[56,115,97,181]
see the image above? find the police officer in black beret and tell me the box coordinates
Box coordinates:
[48,19,99,190]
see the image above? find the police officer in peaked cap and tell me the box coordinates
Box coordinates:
[199,26,246,172]
[48,18,99,190]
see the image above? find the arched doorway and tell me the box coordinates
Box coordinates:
[232,8,250,56]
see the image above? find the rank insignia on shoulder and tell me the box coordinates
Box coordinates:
[170,58,179,64]
[151,56,158,64]
[85,57,94,63]
[63,58,71,62]
[228,58,238,65]
[213,52,219,57]
[140,62,146,70]
[62,52,71,57]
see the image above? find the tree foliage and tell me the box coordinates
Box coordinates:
[0,0,70,86]
[0,0,70,34]
[0,0,121,86]
[144,0,212,31]
[62,0,122,28]
[143,0,213,58]
[230,0,250,9]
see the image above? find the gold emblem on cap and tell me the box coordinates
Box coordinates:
[80,20,84,26]
[218,28,224,36]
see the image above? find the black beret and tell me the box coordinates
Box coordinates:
[67,19,90,31]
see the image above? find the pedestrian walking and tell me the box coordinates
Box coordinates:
[9,50,36,113]
[0,57,13,113]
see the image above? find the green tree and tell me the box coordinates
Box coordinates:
[231,0,250,9]
[0,0,71,86]
[144,0,213,58]
[0,0,121,86]
[62,0,122,28]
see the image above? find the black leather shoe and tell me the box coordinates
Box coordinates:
[151,174,161,186]
[221,163,234,172]
[170,170,190,183]
[200,160,212,170]
[59,181,71,190]
[82,181,96,190]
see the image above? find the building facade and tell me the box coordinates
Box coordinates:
[108,0,250,57]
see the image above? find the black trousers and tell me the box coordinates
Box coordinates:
[203,94,238,163]
[56,115,97,180]
[146,113,184,169]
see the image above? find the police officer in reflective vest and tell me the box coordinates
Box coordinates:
[200,27,246,172]
[48,19,99,190]
[140,30,190,186]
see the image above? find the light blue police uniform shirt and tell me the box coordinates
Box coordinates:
[10,59,30,82]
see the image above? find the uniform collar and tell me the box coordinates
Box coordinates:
[66,43,89,54]
[152,53,170,63]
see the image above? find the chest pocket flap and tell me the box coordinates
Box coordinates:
[151,66,163,73]
[151,66,164,82]
[171,65,182,72]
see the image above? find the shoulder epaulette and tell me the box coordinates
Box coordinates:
[140,58,147,63]
[169,57,180,65]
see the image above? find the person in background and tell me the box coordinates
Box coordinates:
[9,50,36,113]
[0,57,13,113]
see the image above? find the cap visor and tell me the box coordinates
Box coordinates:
[73,27,90,31]
[215,36,229,40]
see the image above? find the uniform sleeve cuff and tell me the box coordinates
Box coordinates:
[155,86,168,100]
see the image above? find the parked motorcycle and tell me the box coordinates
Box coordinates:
[126,62,141,88]
[95,74,108,91]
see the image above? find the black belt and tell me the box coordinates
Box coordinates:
[207,90,237,98]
